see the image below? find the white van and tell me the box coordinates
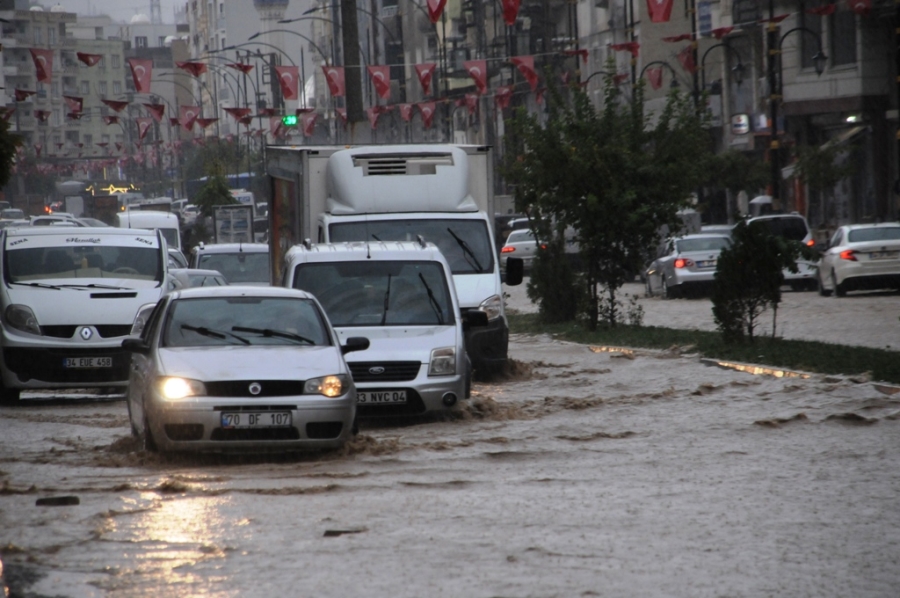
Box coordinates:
[282,240,487,415]
[116,210,182,252]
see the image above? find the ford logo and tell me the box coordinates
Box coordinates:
[248,382,262,395]
[368,366,385,375]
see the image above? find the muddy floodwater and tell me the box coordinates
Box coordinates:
[1,287,899,597]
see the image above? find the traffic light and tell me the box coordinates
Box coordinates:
[281,114,298,126]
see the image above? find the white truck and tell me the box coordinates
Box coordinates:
[266,144,523,374]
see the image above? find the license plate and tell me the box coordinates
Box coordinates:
[696,260,716,268]
[869,251,898,260]
[357,390,407,404]
[63,357,112,369]
[221,412,292,428]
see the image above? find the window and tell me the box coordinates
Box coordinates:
[101,134,110,144]
[158,36,166,47]
[100,106,109,117]
[801,5,824,70]
[48,26,57,46]
[830,10,857,66]
[99,81,108,95]
[83,134,93,146]
[51,82,59,98]
[135,36,148,48]
[80,80,90,94]
[99,55,106,68]
[111,55,119,68]
[33,26,41,44]
[113,81,122,94]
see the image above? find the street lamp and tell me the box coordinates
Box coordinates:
[639,61,681,89]
[700,42,745,90]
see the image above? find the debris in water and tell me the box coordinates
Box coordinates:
[824,413,878,425]
[753,413,808,428]
[323,527,367,537]
[36,495,80,506]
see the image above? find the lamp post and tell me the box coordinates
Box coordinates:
[766,3,828,210]
[700,43,745,90]
[639,61,682,89]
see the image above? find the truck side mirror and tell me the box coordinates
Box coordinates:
[462,310,489,329]
[121,337,150,355]
[342,336,370,355]
[504,257,524,286]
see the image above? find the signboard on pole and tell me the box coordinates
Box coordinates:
[213,205,253,244]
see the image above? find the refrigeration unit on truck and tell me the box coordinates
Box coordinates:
[266,144,523,374]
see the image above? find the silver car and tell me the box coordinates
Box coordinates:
[646,234,731,298]
[122,286,369,453]
[500,228,543,271]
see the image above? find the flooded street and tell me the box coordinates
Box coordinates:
[2,288,899,597]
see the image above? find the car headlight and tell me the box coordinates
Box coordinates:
[478,294,503,321]
[5,304,41,335]
[304,374,350,398]
[428,347,456,376]
[130,303,158,336]
[156,377,206,400]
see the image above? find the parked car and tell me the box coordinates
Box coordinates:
[744,213,817,291]
[645,234,732,298]
[30,215,86,227]
[816,223,900,296]
[121,285,369,453]
[500,228,544,272]
[181,204,200,226]
[167,268,227,291]
[168,248,189,269]
[0,208,25,220]
[189,242,270,285]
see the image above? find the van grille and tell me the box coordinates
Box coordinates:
[349,361,421,382]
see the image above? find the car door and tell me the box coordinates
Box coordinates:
[820,228,843,285]
[127,298,168,431]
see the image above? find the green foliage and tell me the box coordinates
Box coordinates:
[792,143,855,192]
[711,219,814,342]
[706,149,768,195]
[503,73,711,329]
[192,159,237,217]
[0,119,23,189]
[526,237,580,323]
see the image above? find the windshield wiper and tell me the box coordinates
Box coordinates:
[232,326,314,345]
[446,228,484,272]
[418,273,445,325]
[380,273,392,325]
[181,324,250,345]
[59,283,130,290]
[9,281,65,290]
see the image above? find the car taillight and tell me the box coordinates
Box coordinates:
[806,239,816,247]
[839,250,857,261]
[539,244,547,250]
[501,246,516,253]
[674,258,694,269]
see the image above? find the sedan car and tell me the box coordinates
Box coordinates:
[645,234,731,298]
[167,268,227,291]
[816,223,900,296]
[122,286,369,453]
[500,228,544,271]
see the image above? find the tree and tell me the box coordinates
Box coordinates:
[192,159,237,218]
[0,118,23,190]
[503,74,711,328]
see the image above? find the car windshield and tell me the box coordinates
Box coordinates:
[1,209,25,219]
[507,230,536,243]
[197,252,270,283]
[754,217,808,241]
[676,237,730,253]
[329,219,495,275]
[847,227,900,243]
[163,296,330,347]
[5,245,161,282]
[293,260,454,327]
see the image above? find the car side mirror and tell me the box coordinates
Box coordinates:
[342,336,370,355]
[122,337,150,355]
[462,310,489,330]
[505,257,524,286]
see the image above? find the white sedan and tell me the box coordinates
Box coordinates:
[645,234,731,298]
[817,223,900,296]
[122,286,369,453]
[500,228,543,271]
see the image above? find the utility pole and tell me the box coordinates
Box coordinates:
[340,0,366,137]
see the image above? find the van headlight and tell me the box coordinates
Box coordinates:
[304,375,350,398]
[5,304,41,335]
[130,303,158,336]
[429,347,456,376]
[478,294,503,321]
[156,377,206,400]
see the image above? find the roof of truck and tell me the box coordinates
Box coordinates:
[284,240,448,265]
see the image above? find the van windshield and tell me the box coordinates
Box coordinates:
[293,260,454,327]
[5,245,162,283]
[329,219,495,275]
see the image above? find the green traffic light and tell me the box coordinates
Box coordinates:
[282,115,298,126]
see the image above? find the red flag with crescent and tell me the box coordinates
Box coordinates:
[257,107,278,117]
[502,0,520,25]
[710,26,734,39]
[101,98,129,112]
[647,0,674,22]
[302,112,317,137]
[415,63,437,96]
[807,4,836,15]
[610,42,640,58]
[759,13,790,24]
[418,102,436,129]
[136,117,153,141]
[426,0,447,23]
[563,49,589,63]
[465,94,478,115]
[677,45,697,74]
[646,66,663,90]
[96,142,108,148]
[179,105,200,131]
[464,60,488,95]
[63,96,83,113]
[15,89,36,102]
[849,0,870,16]
[367,65,391,100]
[226,62,254,74]
[196,117,217,129]
[269,116,284,137]
[29,48,54,84]
[128,58,153,93]
[323,66,345,97]
[275,66,300,101]
[67,112,83,120]
[510,56,538,91]
[76,52,102,67]
[34,110,51,122]
[399,104,414,122]
[495,86,513,109]
[175,61,207,77]
[34,143,42,157]
[224,107,252,121]
[143,103,165,122]
[115,142,123,152]
[662,33,693,42]
[366,107,381,130]
[336,107,348,124]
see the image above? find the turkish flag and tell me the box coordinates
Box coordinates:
[142,103,165,122]
[76,52,102,67]
[128,58,153,93]
[224,107,252,120]
[415,63,437,96]
[610,42,640,58]
[115,142,123,152]
[495,86,513,109]
[96,142,108,148]
[67,112,84,120]
[849,0,870,16]
[465,93,478,115]
[101,99,129,112]
[269,116,284,137]
[14,89,36,102]
[196,117,218,129]
[103,116,120,125]
[510,56,538,91]
[807,4,836,15]
[34,110,51,122]
[563,49,589,63]
[464,60,488,95]
[136,117,153,141]
[29,48,54,84]
[646,0,674,23]
[502,0,520,25]
[302,112,317,137]
[175,61,207,77]
[367,65,391,100]
[34,143,42,157]
[426,0,446,23]
[760,13,790,24]
[336,107,348,124]
[226,62,254,74]
[677,45,697,74]
[399,104,414,122]
[418,102,436,129]
[322,66,345,97]
[169,117,180,126]
[662,34,693,42]
[179,105,200,131]
[646,66,663,90]
[275,66,300,100]
[710,26,734,39]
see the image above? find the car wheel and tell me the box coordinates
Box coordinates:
[817,273,832,297]
[832,271,846,297]
[662,277,677,299]
[0,381,21,405]
[142,408,159,453]
[645,278,653,298]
